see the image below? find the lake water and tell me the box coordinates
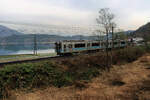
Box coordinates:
[0,44,55,55]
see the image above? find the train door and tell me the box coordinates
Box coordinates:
[68,44,73,52]
[64,44,67,52]
[87,42,91,50]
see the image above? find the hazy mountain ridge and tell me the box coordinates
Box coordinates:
[134,22,150,37]
[0,25,95,45]
[0,23,145,45]
[0,25,22,37]
[0,30,135,45]
[0,23,94,36]
[0,34,96,45]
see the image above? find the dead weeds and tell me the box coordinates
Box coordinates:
[5,54,150,100]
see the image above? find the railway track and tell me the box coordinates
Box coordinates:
[0,50,107,67]
[0,53,81,67]
[0,53,95,67]
[0,56,62,66]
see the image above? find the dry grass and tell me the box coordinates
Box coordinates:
[3,54,150,100]
[1,47,144,99]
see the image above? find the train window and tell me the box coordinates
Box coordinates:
[121,42,125,44]
[64,45,66,48]
[114,42,118,45]
[92,43,99,46]
[68,44,73,48]
[75,43,85,48]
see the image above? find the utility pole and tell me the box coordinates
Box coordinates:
[112,25,114,49]
[111,23,116,49]
[33,34,37,55]
[110,24,115,67]
[106,28,109,70]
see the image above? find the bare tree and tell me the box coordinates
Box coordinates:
[96,8,115,70]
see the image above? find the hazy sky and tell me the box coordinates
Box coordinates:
[0,0,150,30]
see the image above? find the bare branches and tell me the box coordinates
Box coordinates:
[96,8,116,70]
[96,8,115,32]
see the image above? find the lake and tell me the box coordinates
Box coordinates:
[0,44,55,55]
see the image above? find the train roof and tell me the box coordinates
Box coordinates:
[57,39,126,43]
[61,40,89,42]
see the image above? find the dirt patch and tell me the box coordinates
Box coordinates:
[147,74,150,78]
[111,80,125,86]
[145,67,150,69]
[74,81,89,89]
[140,80,150,92]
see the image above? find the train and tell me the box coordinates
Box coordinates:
[55,40,128,55]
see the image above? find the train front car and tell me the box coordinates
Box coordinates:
[55,40,75,55]
[55,40,87,55]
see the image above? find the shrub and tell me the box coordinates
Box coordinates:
[112,46,146,64]
[0,62,63,97]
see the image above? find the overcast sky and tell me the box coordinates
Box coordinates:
[0,0,150,30]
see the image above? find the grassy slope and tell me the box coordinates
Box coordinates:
[9,54,150,100]
[0,46,148,99]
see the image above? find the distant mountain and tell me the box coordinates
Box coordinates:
[124,30,134,34]
[0,25,22,37]
[0,24,138,45]
[0,34,96,45]
[0,32,137,45]
[134,22,150,37]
